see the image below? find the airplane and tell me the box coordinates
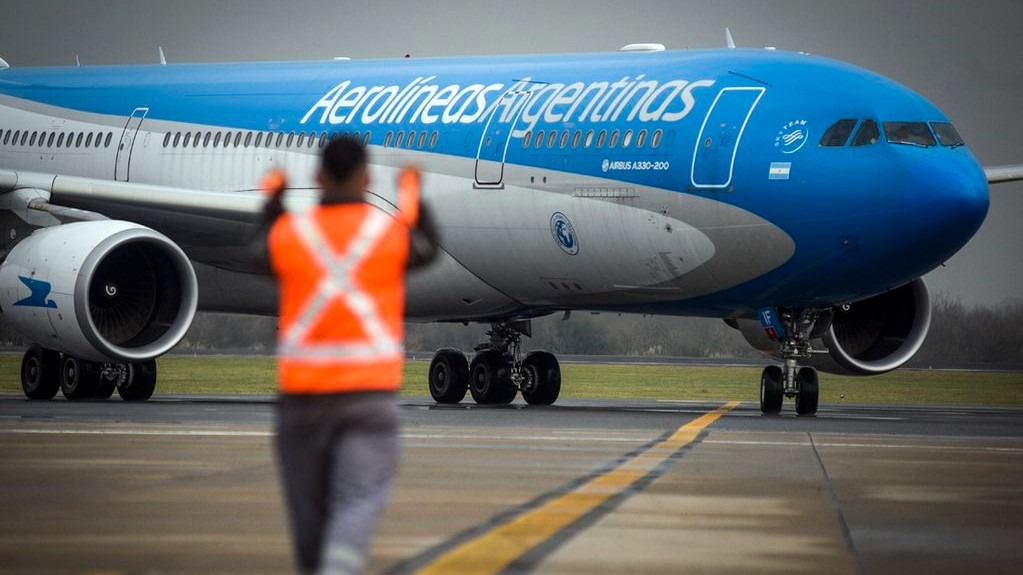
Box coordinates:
[1,42,1020,415]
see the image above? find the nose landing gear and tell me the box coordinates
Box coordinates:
[426,320,562,406]
[758,309,823,417]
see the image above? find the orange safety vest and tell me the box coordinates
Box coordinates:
[268,182,418,395]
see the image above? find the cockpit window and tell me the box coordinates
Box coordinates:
[851,119,880,146]
[930,122,964,147]
[819,119,858,147]
[883,122,936,147]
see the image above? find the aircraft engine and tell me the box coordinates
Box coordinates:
[0,221,198,363]
[737,278,932,376]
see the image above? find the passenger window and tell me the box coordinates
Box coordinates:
[559,130,568,148]
[183,132,192,147]
[931,122,964,147]
[255,133,264,147]
[651,129,663,148]
[851,119,880,147]
[522,130,532,148]
[20,131,28,146]
[11,130,20,145]
[363,132,371,145]
[395,131,405,148]
[29,132,37,146]
[622,130,633,148]
[163,133,171,147]
[2,130,9,145]
[417,131,426,148]
[276,133,284,147]
[296,132,306,147]
[56,133,65,147]
[213,132,222,147]
[584,130,594,148]
[39,132,47,147]
[636,129,647,148]
[48,133,56,147]
[234,132,243,147]
[535,130,544,148]
[883,122,935,147]
[596,130,607,148]
[203,132,211,147]
[76,133,84,147]
[66,132,74,148]
[384,131,393,147]
[94,132,102,147]
[609,130,620,148]
[173,132,181,147]
[571,130,581,148]
[429,131,438,148]
[245,132,254,147]
[85,133,93,147]
[407,130,417,148]
[819,119,858,147]
[546,131,557,148]
[286,132,295,147]
[193,132,201,147]
[318,132,327,148]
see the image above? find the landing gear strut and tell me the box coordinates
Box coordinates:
[427,320,562,406]
[758,309,823,417]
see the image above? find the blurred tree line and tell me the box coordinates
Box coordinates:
[1,293,1020,364]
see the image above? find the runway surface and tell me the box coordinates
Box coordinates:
[1,393,1021,574]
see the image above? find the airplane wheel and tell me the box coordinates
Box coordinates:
[60,356,102,400]
[21,345,61,400]
[795,367,819,416]
[521,351,561,406]
[118,360,157,402]
[429,348,469,404]
[760,365,783,415]
[469,350,516,404]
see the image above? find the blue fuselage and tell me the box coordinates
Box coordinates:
[0,48,989,320]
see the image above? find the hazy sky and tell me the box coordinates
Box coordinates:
[1,0,1020,305]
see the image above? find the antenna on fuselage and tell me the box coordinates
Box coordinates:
[0,56,9,71]
[75,55,81,67]
[158,47,167,66]
[725,28,736,49]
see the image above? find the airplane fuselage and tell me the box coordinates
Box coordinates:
[0,48,989,322]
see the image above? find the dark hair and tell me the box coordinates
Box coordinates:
[321,136,367,182]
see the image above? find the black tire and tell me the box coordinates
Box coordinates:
[21,346,61,400]
[521,351,561,406]
[760,365,784,415]
[795,366,819,416]
[429,348,469,404]
[469,350,516,404]
[118,360,157,402]
[60,356,101,400]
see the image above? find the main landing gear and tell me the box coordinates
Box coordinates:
[20,345,158,401]
[427,320,562,406]
[758,309,822,417]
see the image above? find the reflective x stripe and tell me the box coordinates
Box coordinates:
[278,209,402,363]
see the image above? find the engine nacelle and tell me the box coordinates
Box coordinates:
[0,221,198,363]
[737,278,932,376]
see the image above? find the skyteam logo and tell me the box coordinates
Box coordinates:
[13,276,57,309]
[775,120,809,154]
[550,212,579,255]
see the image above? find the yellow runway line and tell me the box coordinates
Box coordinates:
[413,401,740,575]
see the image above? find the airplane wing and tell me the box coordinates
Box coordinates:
[1,168,286,270]
[985,165,1023,184]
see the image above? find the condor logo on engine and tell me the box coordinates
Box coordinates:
[13,276,57,309]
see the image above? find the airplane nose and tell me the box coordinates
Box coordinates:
[903,151,989,265]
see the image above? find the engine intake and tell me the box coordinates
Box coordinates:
[0,221,198,362]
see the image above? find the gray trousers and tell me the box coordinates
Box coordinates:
[276,391,400,575]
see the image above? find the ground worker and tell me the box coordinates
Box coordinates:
[258,136,438,574]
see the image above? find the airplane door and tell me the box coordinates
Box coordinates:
[474,87,534,187]
[690,87,764,189]
[115,107,149,182]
